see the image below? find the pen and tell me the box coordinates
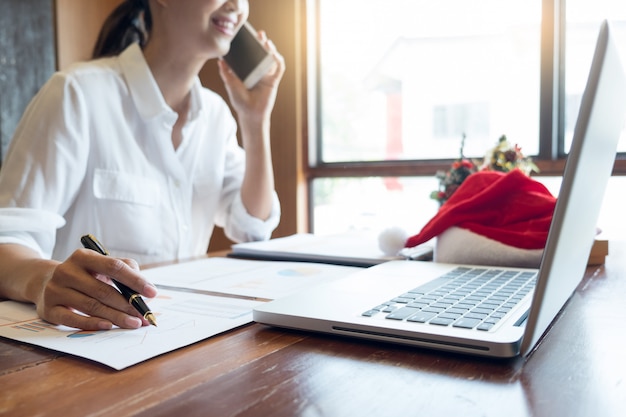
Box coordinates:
[80,234,157,326]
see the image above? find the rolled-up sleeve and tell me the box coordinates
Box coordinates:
[0,71,88,259]
[0,208,66,257]
[226,190,281,242]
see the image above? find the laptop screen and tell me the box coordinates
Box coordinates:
[520,20,626,356]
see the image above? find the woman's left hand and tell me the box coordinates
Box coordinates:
[217,30,286,129]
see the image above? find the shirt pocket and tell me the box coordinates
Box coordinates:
[93,169,162,256]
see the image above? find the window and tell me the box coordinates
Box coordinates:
[316,0,541,162]
[308,0,626,236]
[564,1,626,152]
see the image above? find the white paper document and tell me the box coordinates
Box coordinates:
[0,258,359,370]
[143,256,361,300]
[0,289,261,370]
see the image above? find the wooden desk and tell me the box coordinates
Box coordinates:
[2,244,625,417]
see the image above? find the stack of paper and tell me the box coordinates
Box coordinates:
[230,233,433,267]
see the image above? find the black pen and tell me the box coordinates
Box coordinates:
[80,234,157,326]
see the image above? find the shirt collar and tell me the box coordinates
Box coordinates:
[188,78,204,122]
[118,43,205,121]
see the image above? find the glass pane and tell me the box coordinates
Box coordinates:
[312,176,626,241]
[312,177,440,236]
[318,0,542,163]
[565,2,626,153]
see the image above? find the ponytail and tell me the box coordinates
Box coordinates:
[92,0,152,59]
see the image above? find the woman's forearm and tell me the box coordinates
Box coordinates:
[0,243,58,303]
[239,123,275,221]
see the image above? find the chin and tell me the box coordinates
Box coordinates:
[219,45,231,57]
[201,39,228,60]
[212,38,231,57]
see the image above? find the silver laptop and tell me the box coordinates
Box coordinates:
[253,20,626,358]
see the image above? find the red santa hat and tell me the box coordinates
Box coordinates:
[382,169,557,268]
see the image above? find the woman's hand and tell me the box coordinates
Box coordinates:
[217,30,286,129]
[35,249,158,331]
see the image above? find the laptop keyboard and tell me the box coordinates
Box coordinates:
[362,267,537,331]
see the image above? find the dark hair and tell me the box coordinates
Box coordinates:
[92,0,152,59]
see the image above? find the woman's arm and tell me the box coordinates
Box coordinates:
[218,32,286,221]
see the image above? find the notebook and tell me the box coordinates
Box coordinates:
[230,232,433,267]
[253,20,626,358]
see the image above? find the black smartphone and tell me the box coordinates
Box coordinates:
[223,22,274,89]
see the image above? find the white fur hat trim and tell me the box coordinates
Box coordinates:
[435,226,543,268]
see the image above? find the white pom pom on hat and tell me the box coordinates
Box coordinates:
[378,226,409,256]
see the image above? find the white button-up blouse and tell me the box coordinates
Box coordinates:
[0,43,280,265]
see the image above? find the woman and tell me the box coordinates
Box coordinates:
[0,0,285,331]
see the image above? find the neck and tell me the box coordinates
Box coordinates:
[142,39,206,113]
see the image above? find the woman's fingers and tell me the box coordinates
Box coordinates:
[75,249,157,298]
[36,249,155,330]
